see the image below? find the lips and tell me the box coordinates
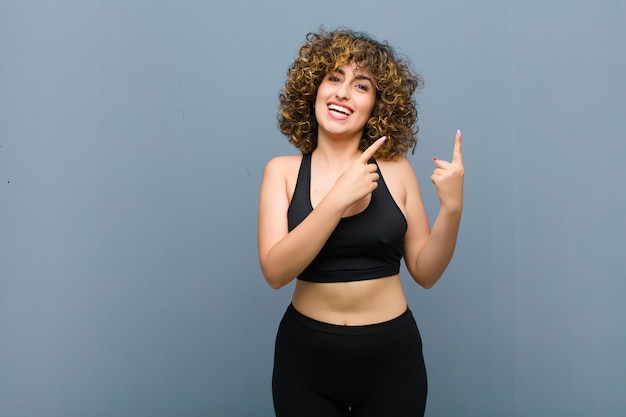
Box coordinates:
[328,104,353,116]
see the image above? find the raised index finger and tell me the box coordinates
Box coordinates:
[360,136,386,162]
[452,130,463,163]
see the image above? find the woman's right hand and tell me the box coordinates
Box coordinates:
[329,137,387,210]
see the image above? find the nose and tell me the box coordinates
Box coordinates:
[335,82,350,100]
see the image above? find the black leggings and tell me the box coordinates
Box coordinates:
[272,304,427,417]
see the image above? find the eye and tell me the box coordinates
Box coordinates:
[328,75,341,82]
[356,83,369,91]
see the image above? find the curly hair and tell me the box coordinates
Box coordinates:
[278,28,423,160]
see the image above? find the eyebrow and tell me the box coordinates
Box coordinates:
[335,68,374,84]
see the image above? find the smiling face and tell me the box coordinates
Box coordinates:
[314,61,376,142]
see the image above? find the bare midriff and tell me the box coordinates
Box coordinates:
[291,275,408,326]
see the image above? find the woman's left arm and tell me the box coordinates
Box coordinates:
[403,130,464,288]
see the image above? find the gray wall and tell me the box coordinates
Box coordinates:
[1,1,624,416]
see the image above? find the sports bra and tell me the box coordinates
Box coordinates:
[287,152,407,283]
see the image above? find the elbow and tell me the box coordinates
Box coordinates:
[260,265,290,290]
[407,261,444,289]
[409,270,440,289]
[266,277,285,290]
[419,280,437,290]
[420,272,444,289]
[262,270,284,290]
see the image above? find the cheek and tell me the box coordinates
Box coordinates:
[314,95,325,117]
[314,87,327,109]
[362,97,376,117]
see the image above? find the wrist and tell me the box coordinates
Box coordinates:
[439,203,463,218]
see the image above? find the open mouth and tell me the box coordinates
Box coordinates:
[328,104,353,116]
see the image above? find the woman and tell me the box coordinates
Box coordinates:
[258,28,464,417]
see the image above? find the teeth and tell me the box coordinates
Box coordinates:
[328,104,352,115]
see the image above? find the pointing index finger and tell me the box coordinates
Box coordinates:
[360,136,386,162]
[452,130,462,163]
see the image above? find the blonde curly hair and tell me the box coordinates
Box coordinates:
[278,28,423,160]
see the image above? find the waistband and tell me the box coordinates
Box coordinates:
[284,303,414,336]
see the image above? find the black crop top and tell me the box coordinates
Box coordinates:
[287,152,407,283]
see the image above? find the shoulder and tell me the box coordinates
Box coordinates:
[264,154,303,169]
[376,157,419,211]
[263,154,303,176]
[376,156,417,181]
[260,155,302,207]
[261,154,304,199]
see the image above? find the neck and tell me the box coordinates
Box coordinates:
[313,133,362,168]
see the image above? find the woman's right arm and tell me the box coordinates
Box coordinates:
[257,156,344,289]
[257,139,386,289]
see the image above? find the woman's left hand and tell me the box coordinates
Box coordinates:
[431,130,464,214]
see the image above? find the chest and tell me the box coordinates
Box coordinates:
[309,172,372,218]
